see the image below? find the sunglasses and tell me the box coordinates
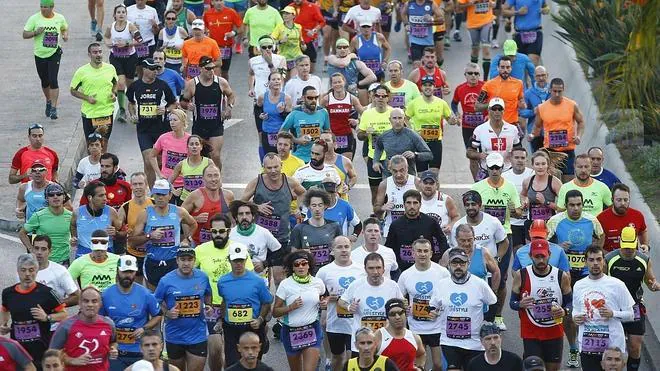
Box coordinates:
[146,66,160,71]
[91,239,109,244]
[47,192,63,197]
[336,45,349,49]
[261,45,273,50]
[488,165,502,170]
[203,66,215,71]
[165,17,176,20]
[361,25,372,28]
[489,107,504,112]
[374,94,389,98]
[388,310,405,317]
[32,168,47,173]
[87,133,103,140]
[211,228,228,234]
[465,71,480,76]
[293,260,309,267]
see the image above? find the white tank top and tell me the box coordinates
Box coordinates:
[162,27,184,65]
[377,327,418,354]
[110,21,136,56]
[383,174,416,237]
[523,265,562,327]
[421,191,450,229]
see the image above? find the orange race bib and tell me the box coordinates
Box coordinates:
[116,328,136,344]
[300,124,321,139]
[361,316,386,331]
[175,295,201,317]
[92,115,112,127]
[412,298,432,321]
[419,125,441,141]
[336,304,353,319]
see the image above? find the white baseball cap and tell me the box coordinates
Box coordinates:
[131,360,155,371]
[118,255,138,272]
[488,97,505,109]
[228,242,249,261]
[485,152,505,168]
[191,19,205,30]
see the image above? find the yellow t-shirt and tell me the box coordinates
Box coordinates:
[359,106,394,160]
[405,96,452,141]
[194,240,254,304]
[281,154,305,177]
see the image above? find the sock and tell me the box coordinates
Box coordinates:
[569,344,578,352]
[471,55,479,64]
[492,22,500,40]
[455,13,463,30]
[483,59,491,77]
[627,357,640,371]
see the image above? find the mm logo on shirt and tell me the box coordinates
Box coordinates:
[487,199,506,205]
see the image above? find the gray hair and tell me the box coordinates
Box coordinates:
[296,55,311,65]
[535,65,547,74]
[355,326,375,339]
[389,154,408,168]
[601,347,628,362]
[17,253,38,270]
[465,62,481,74]
[455,223,475,238]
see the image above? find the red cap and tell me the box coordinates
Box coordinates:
[30,159,46,168]
[529,219,548,239]
[530,239,550,257]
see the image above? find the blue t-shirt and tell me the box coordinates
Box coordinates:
[154,269,212,344]
[217,270,273,325]
[512,241,570,272]
[488,53,536,89]
[592,169,621,190]
[505,0,545,31]
[100,283,161,353]
[157,69,185,97]
[549,215,599,276]
[306,198,359,235]
[280,107,330,162]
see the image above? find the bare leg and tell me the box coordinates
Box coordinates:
[302,347,321,371]
[96,0,105,33]
[286,353,304,371]
[88,0,96,20]
[184,352,207,371]
[208,333,224,371]
[208,135,224,173]
[142,149,156,187]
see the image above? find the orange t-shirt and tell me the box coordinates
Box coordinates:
[181,36,221,66]
[203,7,243,48]
[481,76,524,123]
[458,0,494,29]
[538,97,577,151]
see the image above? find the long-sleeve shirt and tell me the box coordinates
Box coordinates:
[519,83,550,134]
[489,53,536,89]
[384,213,449,272]
[373,128,432,174]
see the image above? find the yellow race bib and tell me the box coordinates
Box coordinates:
[139,104,158,117]
[227,304,253,324]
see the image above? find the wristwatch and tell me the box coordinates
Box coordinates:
[495,256,502,263]
[146,233,152,240]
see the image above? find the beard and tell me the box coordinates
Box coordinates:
[213,236,228,248]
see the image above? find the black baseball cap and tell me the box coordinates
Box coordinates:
[523,356,545,371]
[141,58,159,69]
[177,247,196,257]
[420,75,435,85]
[448,248,469,262]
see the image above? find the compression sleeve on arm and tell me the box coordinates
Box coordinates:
[510,291,521,311]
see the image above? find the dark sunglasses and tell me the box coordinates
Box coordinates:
[211,228,228,234]
[374,94,389,98]
[305,95,319,100]
[465,71,480,76]
[361,25,372,28]
[261,45,273,50]
[47,192,64,197]
[293,260,309,267]
[203,66,215,71]
[91,239,109,244]
[489,107,504,112]
[487,165,502,170]
[336,45,349,49]
[32,168,47,173]
[388,310,405,317]
[87,132,103,140]
[165,17,176,20]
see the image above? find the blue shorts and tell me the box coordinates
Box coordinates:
[281,321,323,356]
[225,0,248,13]
[185,2,205,17]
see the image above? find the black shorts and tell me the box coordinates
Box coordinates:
[511,224,526,248]
[443,345,482,370]
[35,47,62,89]
[416,140,442,170]
[220,49,233,72]
[223,321,269,365]
[514,29,543,56]
[410,43,431,62]
[419,333,440,347]
[327,331,352,355]
[580,352,603,371]
[166,340,208,359]
[321,9,339,29]
[366,158,383,187]
[433,31,446,42]
[109,53,138,80]
[268,246,289,267]
[192,121,224,139]
[303,42,318,63]
[83,115,114,139]
[462,127,476,148]
[261,131,279,154]
[380,12,392,33]
[143,257,177,287]
[137,131,163,152]
[254,104,263,133]
[623,303,646,335]
[334,133,357,156]
[523,337,563,364]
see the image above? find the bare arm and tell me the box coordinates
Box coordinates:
[483,249,501,290]
[178,207,198,242]
[127,210,148,246]
[241,178,258,201]
[414,333,426,368]
[149,147,163,179]
[356,61,377,87]
[373,180,388,217]
[378,33,391,63]
[574,103,585,139]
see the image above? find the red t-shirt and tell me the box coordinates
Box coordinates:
[293,1,326,43]
[452,81,487,129]
[11,146,59,183]
[597,207,647,252]
[79,179,132,210]
[0,337,33,370]
[50,316,116,371]
[203,6,243,48]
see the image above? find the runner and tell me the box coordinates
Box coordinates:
[319,131,359,196]
[342,0,383,37]
[405,75,453,171]
[374,155,417,236]
[467,98,522,179]
[280,87,331,163]
[171,0,196,34]
[488,40,535,89]
[291,0,326,74]
[203,0,243,80]
[397,239,449,371]
[19,183,72,266]
[154,248,212,371]
[23,0,68,120]
[276,132,307,176]
[327,38,377,102]
[119,173,153,283]
[502,0,550,65]
[272,6,305,79]
[520,65,550,152]
[272,250,327,371]
[502,147,535,252]
[520,150,563,235]
[510,239,572,371]
[69,230,120,291]
[512,219,570,273]
[419,170,461,235]
[343,327,399,371]
[384,61,420,109]
[457,0,495,74]
[242,0,283,58]
[402,0,443,67]
[181,20,221,79]
[180,56,235,171]
[101,255,162,371]
[88,0,105,41]
[217,244,273,367]
[224,334,276,371]
[556,154,612,217]
[159,10,188,73]
[129,179,197,290]
[9,124,59,184]
[317,236,366,370]
[184,0,206,16]
[1,254,67,367]
[430,248,497,371]
[79,153,133,211]
[125,330,180,370]
[15,161,51,223]
[598,183,649,253]
[153,49,186,99]
[73,133,103,189]
[71,182,123,257]
[25,235,80,307]
[375,298,426,370]
[126,58,177,186]
[572,245,635,370]
[476,56,526,128]
[284,56,323,106]
[352,218,399,279]
[0,336,36,371]
[70,43,118,150]
[292,141,343,191]
[49,287,118,370]
[349,20,391,86]
[182,164,234,245]
[466,323,523,370]
[150,109,191,198]
[600,347,627,371]
[319,0,340,73]
[167,135,213,203]
[258,71,293,155]
[408,48,450,98]
[587,147,621,189]
[320,73,364,161]
[306,180,361,238]
[127,0,160,75]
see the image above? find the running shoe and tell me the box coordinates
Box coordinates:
[90,19,97,37]
[49,108,58,120]
[566,349,580,368]
[116,109,127,123]
[494,316,507,331]
[444,36,451,48]
[394,21,402,32]
[95,31,103,42]
[491,40,500,49]
[453,30,462,42]
[235,42,243,54]
[45,101,52,117]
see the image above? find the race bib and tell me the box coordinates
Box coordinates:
[199,104,219,120]
[446,316,471,339]
[390,94,405,108]
[311,244,331,265]
[42,32,58,48]
[206,306,222,322]
[531,301,554,322]
[165,150,187,170]
[335,135,349,149]
[187,64,201,79]
[183,175,204,192]
[164,47,182,59]
[227,303,253,324]
[199,228,212,243]
[288,324,318,350]
[399,245,413,263]
[361,316,386,331]
[336,304,353,318]
[112,45,132,57]
[135,43,150,58]
[410,25,429,38]
[633,303,642,321]
[363,59,381,72]
[92,115,112,127]
[464,113,484,128]
[433,88,444,98]
[175,295,202,318]
[286,60,296,70]
[567,252,586,270]
[300,124,321,139]
[381,14,390,24]
[139,104,158,117]
[151,225,176,247]
[475,2,489,13]
[582,326,609,354]
[420,125,440,141]
[548,130,568,148]
[116,327,136,344]
[530,204,553,220]
[267,133,279,147]
[256,214,281,234]
[13,322,41,342]
[390,210,404,221]
[412,298,432,321]
[483,206,506,224]
[220,47,232,60]
[519,31,538,44]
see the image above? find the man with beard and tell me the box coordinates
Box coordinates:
[101,255,162,370]
[374,298,426,370]
[510,239,572,371]
[408,49,451,98]
[292,140,342,191]
[280,86,331,163]
[466,323,523,370]
[450,191,508,260]
[556,154,612,217]
[126,330,181,370]
[429,248,497,371]
[419,170,461,236]
[374,155,418,238]
[476,56,526,129]
[182,164,234,246]
[598,183,649,253]
[79,154,132,225]
[194,214,254,371]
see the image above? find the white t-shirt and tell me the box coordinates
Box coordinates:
[293,164,342,190]
[249,54,287,99]
[502,167,534,227]
[431,275,497,350]
[572,275,635,355]
[343,5,382,29]
[340,277,403,351]
[229,225,282,265]
[316,262,366,334]
[276,276,326,327]
[127,5,159,45]
[450,213,507,257]
[16,262,79,301]
[351,245,399,279]
[397,263,450,334]
[284,75,323,106]
[76,156,101,187]
[471,121,521,172]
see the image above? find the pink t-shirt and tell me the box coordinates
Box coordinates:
[154,132,190,188]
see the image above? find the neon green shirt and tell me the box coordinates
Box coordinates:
[195,240,254,304]
[243,6,283,47]
[405,96,452,141]
[556,179,612,217]
[23,207,72,264]
[358,106,394,160]
[70,63,118,119]
[384,79,420,109]
[68,253,120,291]
[471,178,521,233]
[271,23,304,61]
[24,12,68,58]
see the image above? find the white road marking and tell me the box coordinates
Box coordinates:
[225,118,243,129]
[0,232,22,244]
[223,183,472,190]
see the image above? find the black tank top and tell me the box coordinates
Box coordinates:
[194,76,224,127]
[607,250,648,303]
[527,174,557,221]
